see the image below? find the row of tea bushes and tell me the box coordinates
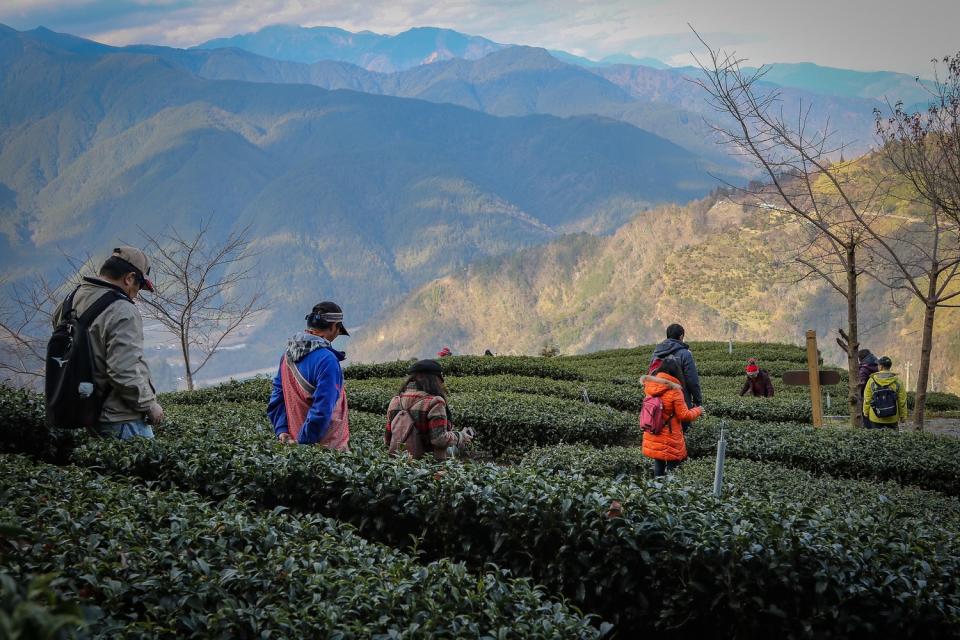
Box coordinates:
[558,341,810,364]
[161,377,273,406]
[350,375,815,425]
[70,431,960,637]
[153,397,960,498]
[0,455,603,639]
[568,358,837,383]
[344,355,583,381]
[346,383,635,456]
[685,418,960,495]
[519,446,960,531]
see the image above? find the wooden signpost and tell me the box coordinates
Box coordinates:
[782,330,842,427]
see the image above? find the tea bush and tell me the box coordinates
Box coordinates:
[686,419,960,495]
[520,446,960,530]
[347,383,635,455]
[345,355,583,381]
[70,433,960,637]
[558,341,809,364]
[0,454,602,639]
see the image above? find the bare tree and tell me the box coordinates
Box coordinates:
[690,30,888,427]
[872,52,960,429]
[878,53,960,225]
[0,255,90,388]
[139,221,264,391]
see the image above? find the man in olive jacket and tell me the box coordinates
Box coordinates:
[51,247,164,439]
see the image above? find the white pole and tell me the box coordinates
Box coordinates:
[728,339,733,354]
[713,424,727,498]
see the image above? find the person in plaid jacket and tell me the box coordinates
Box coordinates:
[384,359,473,460]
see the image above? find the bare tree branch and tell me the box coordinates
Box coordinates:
[138,220,265,391]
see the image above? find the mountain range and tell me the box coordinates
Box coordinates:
[0,24,718,382]
[130,41,884,170]
[0,22,950,390]
[196,24,934,106]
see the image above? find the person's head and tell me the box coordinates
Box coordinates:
[98,246,154,300]
[878,356,892,370]
[400,358,447,398]
[666,323,685,341]
[858,349,873,362]
[654,356,686,388]
[745,358,759,378]
[305,301,349,341]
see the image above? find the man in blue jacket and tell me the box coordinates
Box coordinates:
[649,323,703,411]
[266,301,350,449]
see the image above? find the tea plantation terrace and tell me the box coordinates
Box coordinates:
[2,341,959,637]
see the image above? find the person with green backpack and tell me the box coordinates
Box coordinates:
[862,356,907,429]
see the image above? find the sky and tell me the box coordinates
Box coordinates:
[1,0,957,77]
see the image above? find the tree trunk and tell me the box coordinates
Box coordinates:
[181,335,194,392]
[913,300,937,431]
[845,244,861,428]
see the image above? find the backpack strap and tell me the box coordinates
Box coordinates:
[284,352,316,395]
[77,289,128,328]
[55,287,80,327]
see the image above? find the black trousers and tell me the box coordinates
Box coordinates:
[653,459,680,477]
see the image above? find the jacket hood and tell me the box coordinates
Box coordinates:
[870,371,901,387]
[643,373,682,397]
[652,339,690,359]
[285,331,345,363]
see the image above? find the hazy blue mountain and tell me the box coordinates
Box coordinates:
[745,62,934,107]
[114,42,741,170]
[195,24,386,65]
[0,24,714,380]
[670,61,933,109]
[548,49,668,69]
[594,63,884,156]
[196,24,505,72]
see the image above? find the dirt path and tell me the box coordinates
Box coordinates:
[924,418,960,438]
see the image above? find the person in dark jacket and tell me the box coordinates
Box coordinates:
[650,324,702,410]
[739,358,775,397]
[858,349,880,395]
[858,349,880,427]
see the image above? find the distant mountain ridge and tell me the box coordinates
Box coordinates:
[196,23,932,107]
[0,24,714,381]
[196,24,506,72]
[125,39,886,170]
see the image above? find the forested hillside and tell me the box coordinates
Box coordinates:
[352,194,960,394]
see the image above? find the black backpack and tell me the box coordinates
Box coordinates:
[45,287,127,428]
[869,379,899,419]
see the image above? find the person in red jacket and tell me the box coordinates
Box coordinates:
[641,358,704,477]
[739,359,775,397]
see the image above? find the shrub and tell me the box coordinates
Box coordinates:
[346,382,635,456]
[345,355,583,381]
[69,432,960,637]
[1,454,603,639]
[686,418,960,495]
[520,446,960,531]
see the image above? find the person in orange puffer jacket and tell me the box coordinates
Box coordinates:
[641,357,705,477]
